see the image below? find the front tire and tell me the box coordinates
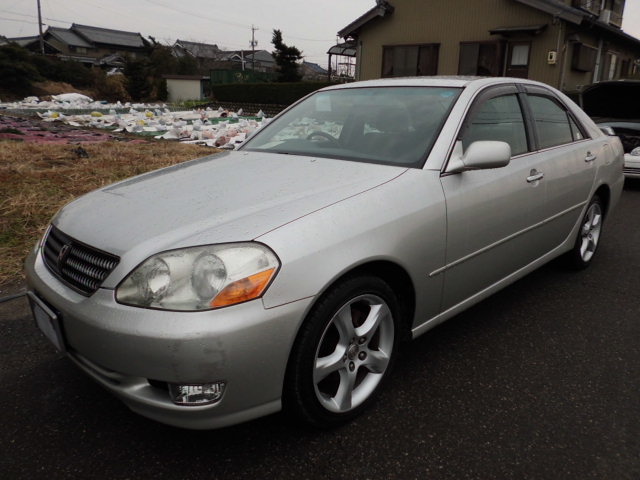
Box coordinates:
[284,275,400,428]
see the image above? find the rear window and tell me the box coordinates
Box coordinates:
[528,95,574,149]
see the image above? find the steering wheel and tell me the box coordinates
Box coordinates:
[307,131,340,145]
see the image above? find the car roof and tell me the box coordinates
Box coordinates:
[320,76,550,91]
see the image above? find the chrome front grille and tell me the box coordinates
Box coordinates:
[42,225,120,295]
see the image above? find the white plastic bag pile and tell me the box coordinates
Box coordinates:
[0,93,161,111]
[1,94,268,148]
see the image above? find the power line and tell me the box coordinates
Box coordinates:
[140,0,247,29]
[0,16,40,25]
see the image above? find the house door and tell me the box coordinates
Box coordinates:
[505,42,531,78]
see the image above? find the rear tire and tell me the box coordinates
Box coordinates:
[567,195,604,269]
[284,275,400,428]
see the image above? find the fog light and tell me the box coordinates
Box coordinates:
[168,382,226,406]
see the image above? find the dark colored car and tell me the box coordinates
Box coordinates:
[581,80,640,178]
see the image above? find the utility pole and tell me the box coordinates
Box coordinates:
[250,25,258,71]
[37,0,45,55]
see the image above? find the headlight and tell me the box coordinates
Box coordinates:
[116,243,279,311]
[630,147,640,156]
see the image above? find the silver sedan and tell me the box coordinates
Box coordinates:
[26,77,624,429]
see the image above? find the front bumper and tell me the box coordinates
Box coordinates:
[25,247,312,429]
[624,153,640,179]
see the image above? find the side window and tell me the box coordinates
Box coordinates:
[462,94,528,156]
[569,116,585,141]
[527,95,574,149]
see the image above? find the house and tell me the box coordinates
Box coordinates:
[244,50,277,73]
[339,0,640,94]
[38,26,97,64]
[70,24,147,59]
[173,40,244,71]
[8,24,147,66]
[300,61,329,81]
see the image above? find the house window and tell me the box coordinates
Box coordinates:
[598,51,620,80]
[458,42,503,76]
[510,44,529,66]
[607,53,618,80]
[381,44,439,77]
[571,43,597,72]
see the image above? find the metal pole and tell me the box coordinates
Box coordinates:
[250,25,258,71]
[37,0,45,55]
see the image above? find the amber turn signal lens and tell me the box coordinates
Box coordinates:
[211,268,276,308]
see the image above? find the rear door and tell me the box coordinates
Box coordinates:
[520,85,599,250]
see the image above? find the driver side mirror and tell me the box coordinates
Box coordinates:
[447,140,511,174]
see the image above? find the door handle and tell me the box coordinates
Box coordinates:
[527,170,544,183]
[585,151,597,162]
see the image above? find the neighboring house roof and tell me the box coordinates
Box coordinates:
[47,26,93,48]
[512,0,585,25]
[302,61,328,75]
[245,50,275,64]
[587,17,640,49]
[338,0,395,39]
[7,35,40,47]
[71,23,146,48]
[174,40,220,59]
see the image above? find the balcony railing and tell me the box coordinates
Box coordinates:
[572,0,601,15]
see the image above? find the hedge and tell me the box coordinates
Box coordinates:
[210,82,335,106]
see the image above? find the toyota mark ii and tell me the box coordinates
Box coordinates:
[26,77,624,429]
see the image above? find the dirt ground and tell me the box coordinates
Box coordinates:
[0,113,147,144]
[0,113,215,288]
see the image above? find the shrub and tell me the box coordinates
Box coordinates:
[93,70,131,102]
[0,45,42,96]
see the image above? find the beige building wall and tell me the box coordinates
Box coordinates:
[353,0,636,93]
[166,79,203,103]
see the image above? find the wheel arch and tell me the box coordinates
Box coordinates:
[294,259,417,347]
[594,184,611,217]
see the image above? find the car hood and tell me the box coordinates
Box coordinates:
[581,80,640,120]
[53,151,407,259]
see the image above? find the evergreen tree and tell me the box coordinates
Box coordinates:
[271,29,302,82]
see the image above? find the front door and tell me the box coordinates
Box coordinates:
[439,85,548,311]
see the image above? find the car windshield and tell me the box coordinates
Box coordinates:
[242,86,462,168]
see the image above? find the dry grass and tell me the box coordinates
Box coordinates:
[0,141,215,286]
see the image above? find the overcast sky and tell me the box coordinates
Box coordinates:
[1,0,640,67]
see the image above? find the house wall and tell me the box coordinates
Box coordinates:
[357,0,558,82]
[353,0,640,92]
[166,79,204,102]
[559,25,640,94]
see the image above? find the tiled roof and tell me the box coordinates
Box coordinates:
[48,27,93,48]
[6,35,40,47]
[174,40,220,59]
[72,24,145,48]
